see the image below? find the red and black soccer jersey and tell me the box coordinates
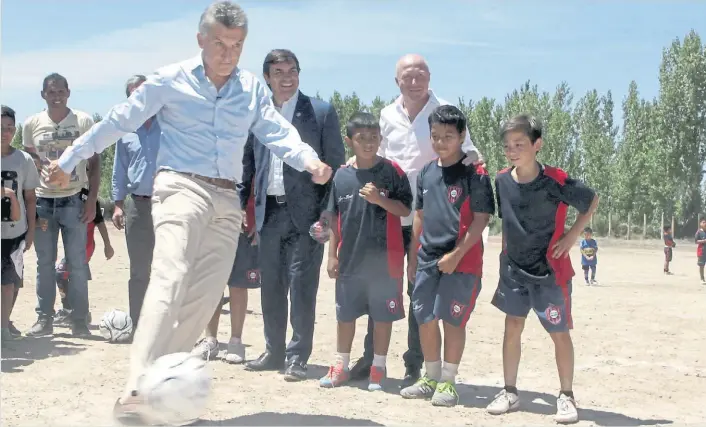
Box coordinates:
[327,158,413,279]
[695,230,706,257]
[416,157,495,277]
[495,163,595,285]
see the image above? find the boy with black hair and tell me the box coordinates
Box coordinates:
[400,105,494,407]
[487,114,598,423]
[663,225,675,275]
[579,227,598,285]
[321,111,412,391]
[1,105,40,344]
[694,219,706,285]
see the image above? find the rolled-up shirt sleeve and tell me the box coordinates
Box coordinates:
[462,127,480,157]
[249,81,319,172]
[58,74,167,174]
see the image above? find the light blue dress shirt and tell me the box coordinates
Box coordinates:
[58,55,319,182]
[111,120,161,200]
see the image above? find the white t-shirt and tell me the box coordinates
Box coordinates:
[23,109,94,198]
[1,149,41,238]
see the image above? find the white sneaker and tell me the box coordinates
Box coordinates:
[486,389,520,415]
[590,279,598,286]
[191,337,219,361]
[555,393,579,424]
[701,280,706,286]
[224,338,246,364]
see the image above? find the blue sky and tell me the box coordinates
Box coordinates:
[2,0,705,124]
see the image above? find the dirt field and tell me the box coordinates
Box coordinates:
[2,225,704,426]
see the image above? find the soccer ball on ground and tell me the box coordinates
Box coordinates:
[98,309,133,343]
[139,352,211,426]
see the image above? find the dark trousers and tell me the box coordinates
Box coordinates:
[362,225,423,370]
[125,196,154,328]
[259,197,324,365]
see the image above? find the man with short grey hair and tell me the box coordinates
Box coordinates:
[44,2,332,423]
[111,74,160,331]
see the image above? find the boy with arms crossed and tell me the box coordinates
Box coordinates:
[487,115,599,423]
[401,105,494,407]
[322,112,412,391]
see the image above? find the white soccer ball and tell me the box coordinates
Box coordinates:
[139,352,211,426]
[98,309,133,343]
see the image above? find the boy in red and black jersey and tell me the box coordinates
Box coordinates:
[401,105,494,407]
[322,112,413,392]
[486,115,598,424]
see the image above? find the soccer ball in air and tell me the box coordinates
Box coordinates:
[98,309,133,343]
[139,352,212,426]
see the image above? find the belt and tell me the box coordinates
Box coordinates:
[131,194,151,200]
[178,172,237,190]
[266,195,287,204]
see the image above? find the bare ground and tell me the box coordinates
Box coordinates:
[2,225,704,426]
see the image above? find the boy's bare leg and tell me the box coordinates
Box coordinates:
[2,285,14,328]
[549,331,574,392]
[368,321,393,390]
[320,321,355,387]
[224,287,248,364]
[1,285,16,346]
[700,265,705,282]
[191,297,222,360]
[486,315,524,415]
[228,287,248,340]
[502,315,525,388]
[400,319,442,399]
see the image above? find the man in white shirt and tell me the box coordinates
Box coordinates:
[349,54,485,387]
[23,73,99,338]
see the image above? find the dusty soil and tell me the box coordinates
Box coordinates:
[2,225,704,426]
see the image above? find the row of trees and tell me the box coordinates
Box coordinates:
[11,31,706,238]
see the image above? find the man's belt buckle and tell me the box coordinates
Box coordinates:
[275,195,286,204]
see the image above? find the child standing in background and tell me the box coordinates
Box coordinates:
[694,218,706,285]
[580,227,598,285]
[663,225,675,275]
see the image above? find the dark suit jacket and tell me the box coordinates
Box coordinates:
[241,92,345,233]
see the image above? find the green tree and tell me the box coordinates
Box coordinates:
[656,30,706,232]
[11,126,22,149]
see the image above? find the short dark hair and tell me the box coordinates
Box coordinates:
[584,226,593,233]
[263,49,300,76]
[500,114,542,143]
[43,73,69,91]
[428,105,467,134]
[663,225,672,232]
[346,112,379,138]
[1,106,16,125]
[700,217,706,223]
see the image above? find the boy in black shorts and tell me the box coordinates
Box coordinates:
[192,192,260,363]
[487,115,598,424]
[320,112,412,391]
[400,105,494,407]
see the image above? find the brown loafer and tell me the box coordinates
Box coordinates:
[112,393,146,425]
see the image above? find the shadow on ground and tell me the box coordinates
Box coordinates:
[457,383,673,426]
[1,336,86,373]
[198,412,384,426]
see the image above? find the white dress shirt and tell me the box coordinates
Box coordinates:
[378,89,479,226]
[267,90,299,196]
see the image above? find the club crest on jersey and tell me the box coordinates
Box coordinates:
[545,304,562,325]
[447,185,462,203]
[246,269,260,283]
[450,300,465,318]
[387,299,397,313]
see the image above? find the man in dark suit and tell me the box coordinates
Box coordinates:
[243,49,345,381]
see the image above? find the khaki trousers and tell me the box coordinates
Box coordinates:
[124,171,242,396]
